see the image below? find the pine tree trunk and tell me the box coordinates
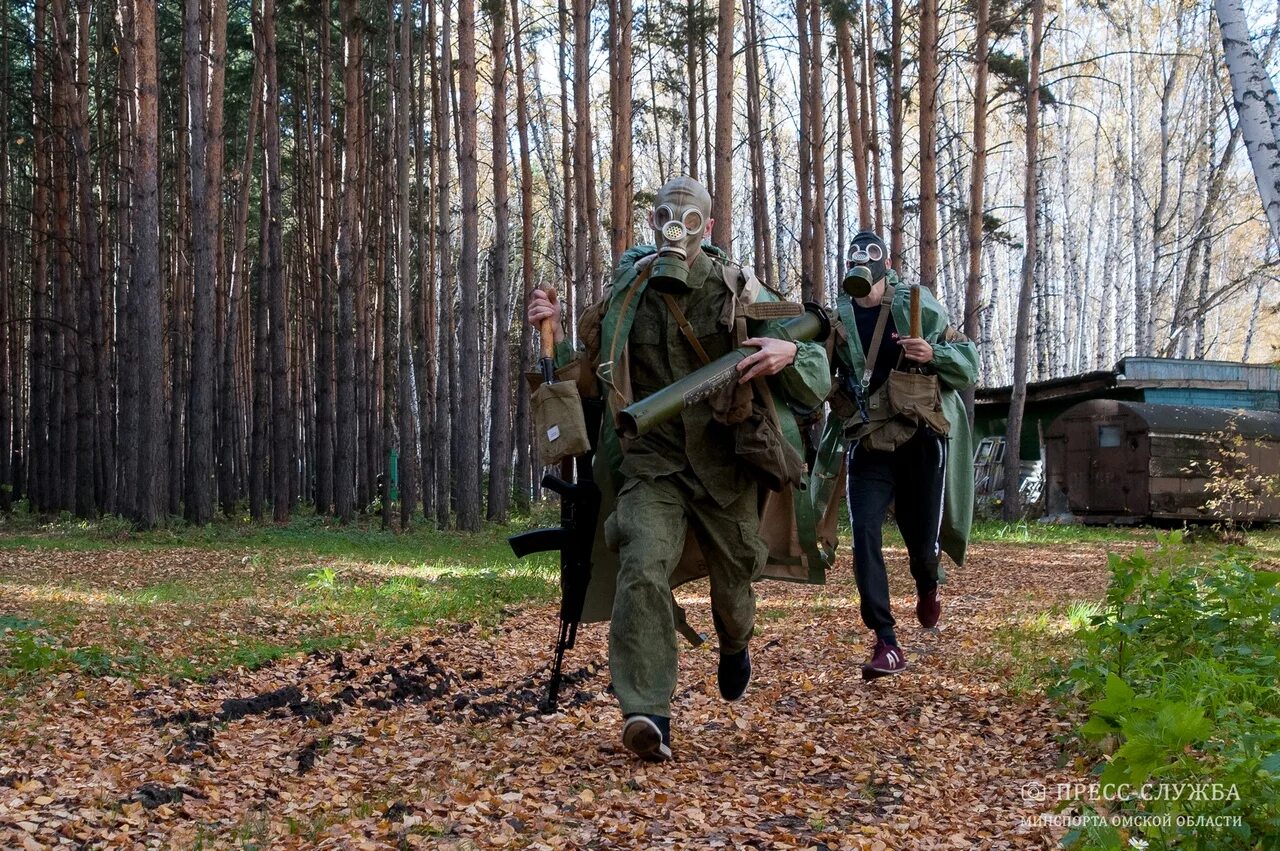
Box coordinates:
[710,0,734,250]
[250,192,270,521]
[1001,0,1042,521]
[132,0,164,527]
[262,0,291,521]
[486,0,512,522]
[416,0,436,520]
[456,0,482,531]
[0,19,9,512]
[115,0,138,517]
[962,0,989,421]
[336,0,362,523]
[836,10,869,229]
[806,0,825,301]
[918,0,939,289]
[434,0,455,527]
[221,27,262,516]
[314,6,336,515]
[511,0,535,513]
[28,0,50,506]
[687,0,699,179]
[396,0,417,530]
[888,0,904,263]
[743,0,774,288]
[74,0,100,517]
[609,0,633,261]
[796,0,812,294]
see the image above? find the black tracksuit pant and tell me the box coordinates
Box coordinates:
[846,426,947,643]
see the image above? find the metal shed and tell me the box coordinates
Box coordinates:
[1043,400,1280,523]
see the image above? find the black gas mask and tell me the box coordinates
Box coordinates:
[649,176,712,293]
[842,230,888,298]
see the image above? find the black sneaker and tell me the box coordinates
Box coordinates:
[717,647,751,701]
[621,714,672,762]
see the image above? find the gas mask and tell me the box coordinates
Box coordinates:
[649,176,712,293]
[842,230,888,298]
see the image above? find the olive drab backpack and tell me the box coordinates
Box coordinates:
[571,245,843,640]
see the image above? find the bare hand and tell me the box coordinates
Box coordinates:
[898,336,934,363]
[736,337,798,384]
[527,289,565,343]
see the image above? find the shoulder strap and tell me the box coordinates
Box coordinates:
[660,292,713,366]
[859,287,896,389]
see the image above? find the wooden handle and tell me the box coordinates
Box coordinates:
[909,284,922,339]
[539,287,559,359]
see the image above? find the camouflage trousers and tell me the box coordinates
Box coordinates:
[610,472,765,717]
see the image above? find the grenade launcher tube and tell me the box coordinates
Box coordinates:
[617,302,831,439]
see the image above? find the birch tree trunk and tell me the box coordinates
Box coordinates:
[1215,0,1280,253]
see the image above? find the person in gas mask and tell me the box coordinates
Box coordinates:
[526,176,830,761]
[828,230,978,678]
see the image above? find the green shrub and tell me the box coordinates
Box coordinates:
[1058,533,1280,849]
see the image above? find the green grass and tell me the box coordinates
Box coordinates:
[298,563,558,629]
[0,508,561,685]
[0,505,560,564]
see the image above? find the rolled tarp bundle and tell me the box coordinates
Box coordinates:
[617,302,831,439]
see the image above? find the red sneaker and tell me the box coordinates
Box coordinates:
[862,638,907,679]
[917,587,941,628]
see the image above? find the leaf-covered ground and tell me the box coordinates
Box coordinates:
[0,535,1121,848]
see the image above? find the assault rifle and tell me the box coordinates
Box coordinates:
[508,289,602,713]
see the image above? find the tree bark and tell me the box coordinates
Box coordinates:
[743,0,774,288]
[262,0,291,521]
[434,0,455,527]
[918,0,940,290]
[888,0,904,263]
[609,0,634,261]
[710,0,734,250]
[131,0,164,527]
[456,0,482,531]
[1215,0,1280,253]
[806,0,825,302]
[1001,0,1042,521]
[486,0,512,522]
[221,22,262,516]
[962,0,990,421]
[396,0,417,530]
[336,0,362,523]
[511,0,535,513]
[836,7,869,229]
[74,0,100,517]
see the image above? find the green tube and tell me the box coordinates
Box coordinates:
[617,304,830,439]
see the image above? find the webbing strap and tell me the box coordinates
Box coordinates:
[660,292,713,366]
[860,289,896,389]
